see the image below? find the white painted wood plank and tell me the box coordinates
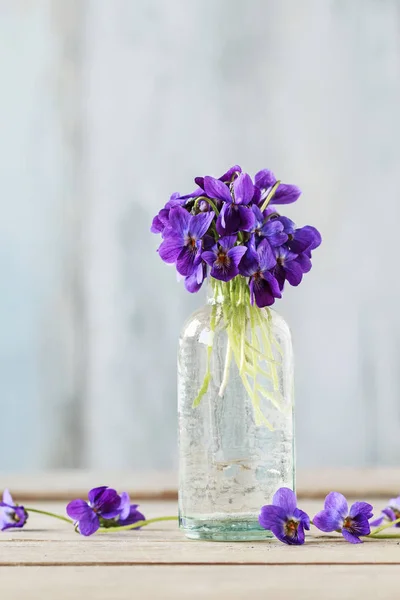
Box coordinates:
[1,499,399,565]
[1,566,399,600]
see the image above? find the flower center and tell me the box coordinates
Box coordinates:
[343,517,353,529]
[185,235,198,252]
[216,252,230,269]
[284,519,299,537]
[392,508,400,519]
[287,233,294,241]
[277,256,285,266]
[12,513,20,523]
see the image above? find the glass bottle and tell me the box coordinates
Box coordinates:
[178,277,294,541]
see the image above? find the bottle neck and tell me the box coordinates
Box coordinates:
[207,276,250,307]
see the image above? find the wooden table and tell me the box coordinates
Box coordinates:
[1,469,400,599]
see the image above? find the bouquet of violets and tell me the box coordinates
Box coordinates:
[151,165,321,300]
[151,165,321,416]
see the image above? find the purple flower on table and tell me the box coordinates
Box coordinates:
[117,492,146,527]
[202,236,247,282]
[158,206,214,276]
[252,205,288,247]
[370,496,400,528]
[204,172,255,235]
[66,486,122,536]
[0,489,28,531]
[239,238,281,307]
[255,169,301,205]
[259,487,310,545]
[313,492,373,544]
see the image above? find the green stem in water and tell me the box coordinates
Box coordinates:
[98,516,178,533]
[192,276,285,429]
[25,508,73,525]
[192,286,218,407]
[218,338,232,397]
[260,180,281,212]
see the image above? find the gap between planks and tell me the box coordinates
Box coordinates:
[1,561,400,567]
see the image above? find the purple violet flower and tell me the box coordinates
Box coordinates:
[255,169,301,205]
[370,496,400,528]
[158,206,214,276]
[150,192,184,236]
[184,234,215,292]
[252,205,288,247]
[239,238,281,307]
[313,492,373,544]
[195,165,242,190]
[202,236,247,282]
[184,262,206,293]
[66,486,122,536]
[117,492,146,527]
[274,246,304,289]
[259,487,310,545]
[204,173,255,235]
[278,217,322,254]
[0,489,28,531]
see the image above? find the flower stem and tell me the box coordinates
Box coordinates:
[192,289,218,407]
[193,195,219,216]
[368,517,400,537]
[260,180,281,212]
[218,338,232,397]
[367,533,400,539]
[25,507,73,524]
[98,516,178,533]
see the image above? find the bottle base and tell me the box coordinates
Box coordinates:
[180,514,273,542]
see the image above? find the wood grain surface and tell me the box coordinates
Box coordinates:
[1,470,400,598]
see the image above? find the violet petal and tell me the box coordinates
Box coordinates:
[342,529,362,544]
[272,488,297,515]
[349,502,373,520]
[78,511,100,537]
[324,492,349,519]
[189,211,214,239]
[258,505,287,530]
[313,509,343,532]
[271,183,301,205]
[203,176,232,203]
[257,239,277,272]
[67,499,93,521]
[233,173,254,205]
[168,206,191,235]
[254,169,276,190]
[158,235,183,263]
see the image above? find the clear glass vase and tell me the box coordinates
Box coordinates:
[178,277,294,541]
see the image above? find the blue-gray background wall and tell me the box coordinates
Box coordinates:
[1,0,399,471]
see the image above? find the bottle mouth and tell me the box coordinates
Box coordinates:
[207,276,251,307]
